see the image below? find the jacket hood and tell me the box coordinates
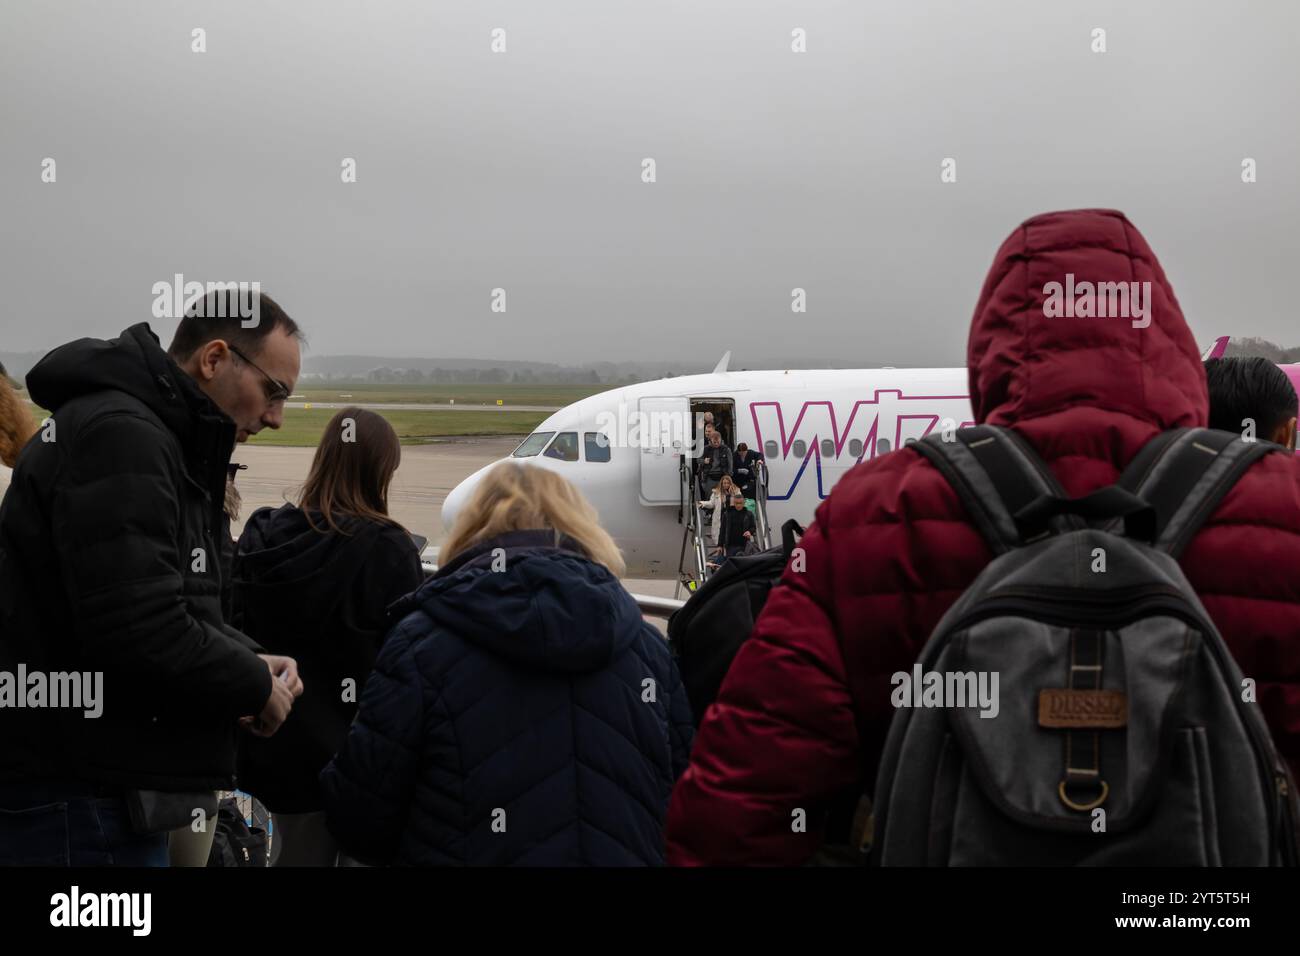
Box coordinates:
[408,530,642,674]
[234,505,390,606]
[26,322,232,445]
[968,209,1207,431]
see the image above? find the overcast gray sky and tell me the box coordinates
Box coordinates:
[2,0,1296,366]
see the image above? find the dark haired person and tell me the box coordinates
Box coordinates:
[233,407,424,866]
[733,442,765,499]
[708,492,756,569]
[1204,357,1298,450]
[0,290,304,866]
[693,422,715,497]
[700,431,734,499]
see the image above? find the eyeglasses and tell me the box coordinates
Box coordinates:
[229,344,291,404]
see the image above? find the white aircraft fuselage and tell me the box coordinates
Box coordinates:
[441,367,974,579]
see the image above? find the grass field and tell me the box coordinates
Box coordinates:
[292,383,610,406]
[27,383,610,447]
[246,408,549,446]
[28,404,548,447]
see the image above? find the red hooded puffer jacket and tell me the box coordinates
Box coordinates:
[666,209,1300,865]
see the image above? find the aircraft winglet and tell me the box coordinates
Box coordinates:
[712,351,731,374]
[1201,336,1230,361]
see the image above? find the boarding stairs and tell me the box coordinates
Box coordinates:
[674,458,773,599]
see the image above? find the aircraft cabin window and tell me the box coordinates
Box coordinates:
[764,440,778,458]
[849,439,863,458]
[792,440,807,459]
[513,431,554,458]
[544,432,579,462]
[821,439,834,459]
[584,432,611,463]
[876,438,892,455]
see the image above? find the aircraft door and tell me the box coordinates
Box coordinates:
[638,396,690,504]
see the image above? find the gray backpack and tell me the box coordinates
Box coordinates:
[871,425,1300,866]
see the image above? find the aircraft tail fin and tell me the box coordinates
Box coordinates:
[1201,336,1230,361]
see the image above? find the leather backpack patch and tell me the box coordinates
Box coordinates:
[1037,689,1128,729]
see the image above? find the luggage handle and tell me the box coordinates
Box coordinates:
[1014,486,1156,542]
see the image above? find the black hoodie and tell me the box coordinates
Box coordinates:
[232,503,423,812]
[0,323,271,791]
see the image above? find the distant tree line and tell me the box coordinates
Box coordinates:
[306,367,629,385]
[1223,337,1300,363]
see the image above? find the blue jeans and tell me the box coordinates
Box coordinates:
[0,780,169,866]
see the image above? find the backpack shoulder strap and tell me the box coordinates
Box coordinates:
[911,425,1079,554]
[1116,428,1282,557]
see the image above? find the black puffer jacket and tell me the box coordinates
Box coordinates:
[0,323,271,791]
[232,504,424,812]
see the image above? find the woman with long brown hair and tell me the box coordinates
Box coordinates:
[232,407,424,865]
[321,462,694,866]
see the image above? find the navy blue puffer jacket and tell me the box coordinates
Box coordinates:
[320,531,694,866]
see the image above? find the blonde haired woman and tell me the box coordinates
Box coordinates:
[322,462,694,866]
[0,362,37,468]
[699,473,740,546]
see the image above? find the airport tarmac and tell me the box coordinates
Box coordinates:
[227,437,516,539]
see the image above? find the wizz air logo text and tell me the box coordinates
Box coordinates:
[751,392,973,500]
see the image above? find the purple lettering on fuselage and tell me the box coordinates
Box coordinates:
[750,391,974,500]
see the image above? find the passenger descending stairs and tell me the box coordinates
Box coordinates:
[674,458,772,599]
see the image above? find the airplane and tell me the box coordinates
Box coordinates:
[438,352,974,583]
[438,342,1300,586]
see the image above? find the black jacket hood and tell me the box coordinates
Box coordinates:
[0,323,267,791]
[235,504,397,613]
[26,322,234,455]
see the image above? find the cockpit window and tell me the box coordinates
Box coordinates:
[544,431,579,462]
[512,431,554,458]
[585,432,611,463]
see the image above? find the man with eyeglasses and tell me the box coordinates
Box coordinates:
[0,289,306,866]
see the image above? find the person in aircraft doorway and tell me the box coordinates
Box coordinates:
[700,432,734,500]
